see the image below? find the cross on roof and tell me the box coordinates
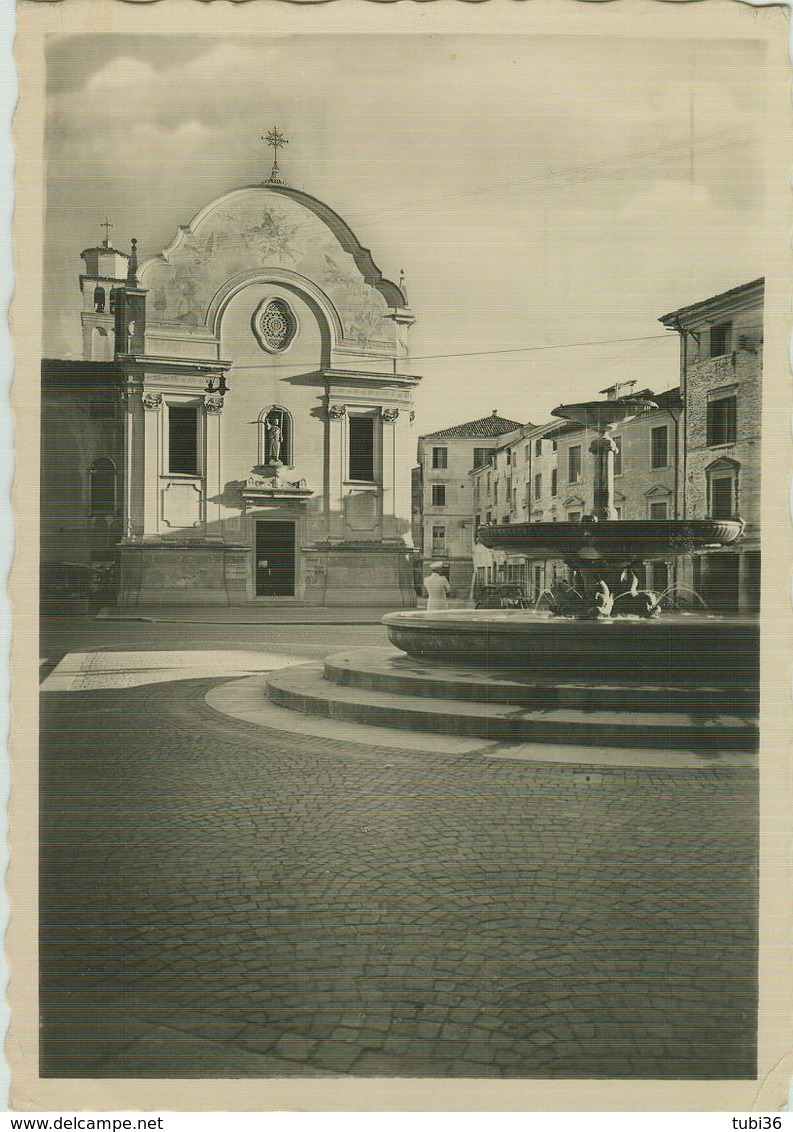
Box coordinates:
[262,127,289,185]
[100,217,113,246]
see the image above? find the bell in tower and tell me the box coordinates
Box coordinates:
[79,219,129,360]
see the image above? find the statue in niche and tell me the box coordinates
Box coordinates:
[266,415,283,464]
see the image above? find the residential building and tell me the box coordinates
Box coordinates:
[417,412,525,594]
[472,384,683,599]
[469,279,763,611]
[659,278,763,611]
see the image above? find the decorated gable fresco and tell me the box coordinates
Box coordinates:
[139,187,398,349]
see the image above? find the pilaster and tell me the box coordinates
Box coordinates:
[204,394,224,538]
[141,392,162,537]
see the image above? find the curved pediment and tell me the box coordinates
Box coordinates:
[139,185,407,349]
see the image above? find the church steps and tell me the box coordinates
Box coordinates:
[265,663,758,752]
[323,647,758,716]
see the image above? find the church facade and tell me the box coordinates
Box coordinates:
[42,163,421,607]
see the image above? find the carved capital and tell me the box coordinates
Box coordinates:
[381,407,399,423]
[204,394,224,414]
[327,403,347,420]
[141,392,162,411]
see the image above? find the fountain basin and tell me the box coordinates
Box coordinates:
[383,609,758,685]
[476,518,744,564]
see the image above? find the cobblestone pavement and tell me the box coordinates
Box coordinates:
[40,648,757,1079]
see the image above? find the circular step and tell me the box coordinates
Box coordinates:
[265,661,758,753]
[323,647,758,715]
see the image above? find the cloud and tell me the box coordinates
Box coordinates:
[130,119,212,146]
[85,57,157,92]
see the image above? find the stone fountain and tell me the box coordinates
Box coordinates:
[265,396,758,754]
[477,394,745,620]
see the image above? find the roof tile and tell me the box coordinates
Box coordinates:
[422,413,526,440]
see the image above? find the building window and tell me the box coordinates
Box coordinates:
[473,447,494,469]
[349,416,375,481]
[649,500,669,521]
[431,484,446,507]
[431,525,446,552]
[108,289,117,314]
[506,451,511,466]
[709,322,732,358]
[535,438,542,456]
[93,285,106,313]
[567,510,581,523]
[650,425,668,469]
[485,511,492,525]
[88,458,116,512]
[259,406,293,465]
[534,473,542,499]
[474,514,481,530]
[552,440,558,452]
[710,476,734,519]
[168,405,199,475]
[511,487,517,509]
[707,395,737,447]
[501,514,510,525]
[568,446,581,483]
[431,446,447,470]
[550,468,558,497]
[705,458,739,520]
[524,444,530,462]
[613,435,622,476]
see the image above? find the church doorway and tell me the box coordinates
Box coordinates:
[255,520,296,597]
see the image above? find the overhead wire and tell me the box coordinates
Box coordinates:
[48,125,753,275]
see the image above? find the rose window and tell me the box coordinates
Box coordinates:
[257,299,295,352]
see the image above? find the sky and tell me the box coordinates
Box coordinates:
[43,33,767,434]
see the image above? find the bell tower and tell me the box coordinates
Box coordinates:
[113,238,147,355]
[79,219,129,360]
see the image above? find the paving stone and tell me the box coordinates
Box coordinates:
[39,659,758,1079]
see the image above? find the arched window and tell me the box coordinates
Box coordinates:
[258,406,293,466]
[93,286,106,313]
[706,457,740,519]
[91,326,113,360]
[88,458,117,513]
[109,289,117,313]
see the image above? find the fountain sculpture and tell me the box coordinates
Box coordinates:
[266,396,758,753]
[476,395,745,621]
